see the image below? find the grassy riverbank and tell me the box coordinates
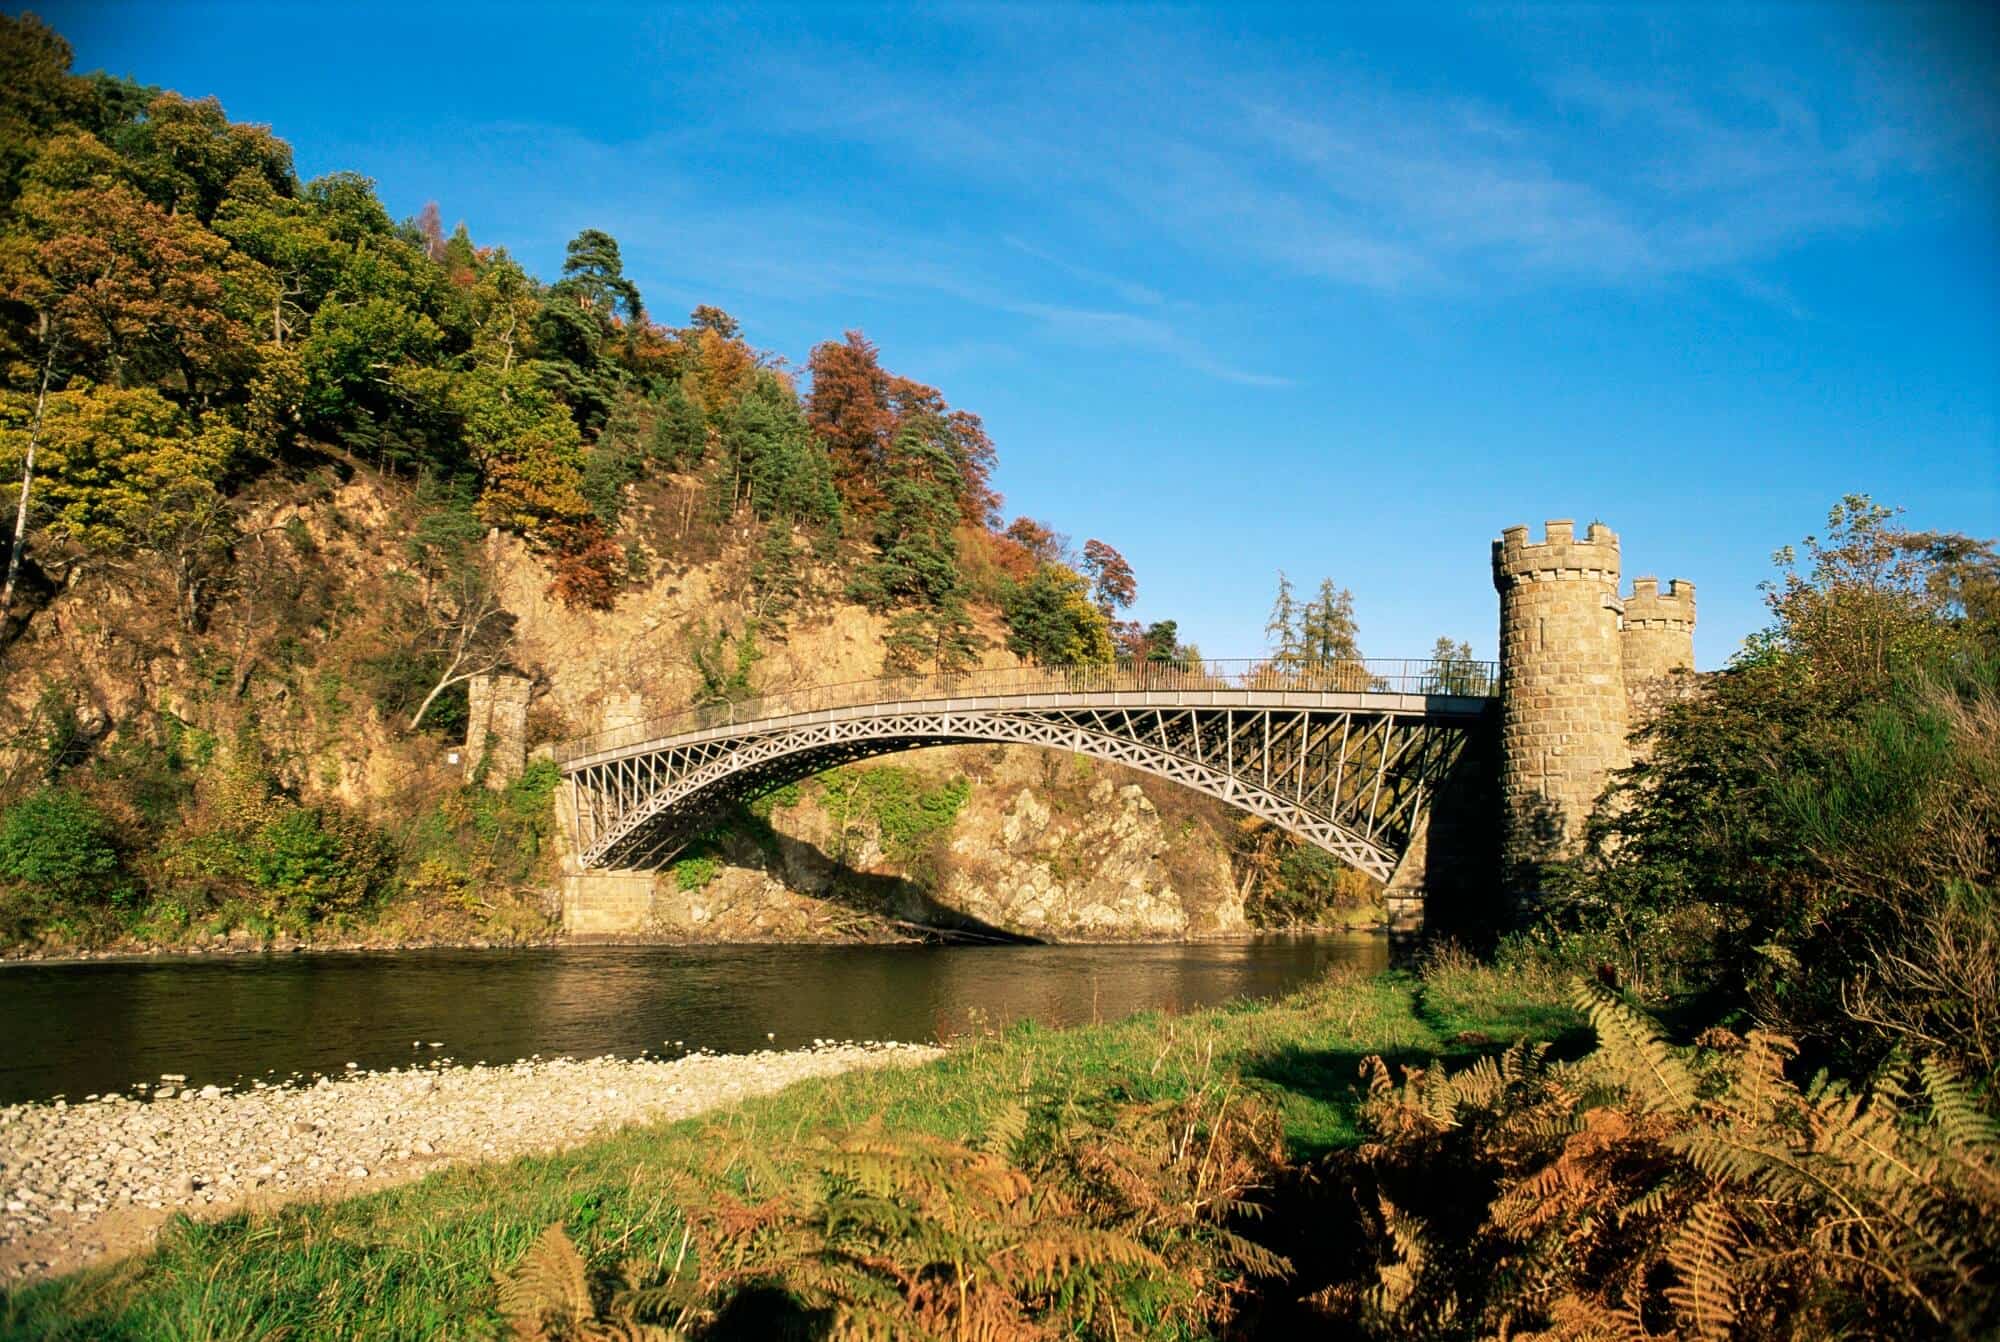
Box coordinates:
[0,959,1579,1340]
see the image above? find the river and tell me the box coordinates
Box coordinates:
[0,936,1387,1104]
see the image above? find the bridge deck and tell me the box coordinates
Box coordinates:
[556,658,1497,768]
[562,686,1493,769]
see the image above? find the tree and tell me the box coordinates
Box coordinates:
[806,330,894,507]
[1758,495,1980,694]
[688,304,740,340]
[0,383,238,571]
[556,227,642,325]
[0,335,57,619]
[1002,563,1114,665]
[806,330,997,524]
[1138,619,1187,663]
[543,522,625,611]
[403,528,517,732]
[461,247,539,373]
[1265,571,1302,667]
[121,91,294,224]
[0,786,117,899]
[212,190,347,348]
[1299,578,1361,663]
[448,364,590,535]
[414,200,447,262]
[719,370,840,531]
[648,380,706,468]
[1004,516,1064,564]
[1079,538,1136,614]
[0,14,96,209]
[2,166,256,396]
[1421,636,1487,695]
[850,412,980,672]
[299,295,444,436]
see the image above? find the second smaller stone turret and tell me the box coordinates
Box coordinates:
[1620,577,1696,725]
[1620,578,1695,680]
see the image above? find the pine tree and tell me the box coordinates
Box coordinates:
[1266,571,1303,669]
[851,412,979,673]
[1299,579,1361,663]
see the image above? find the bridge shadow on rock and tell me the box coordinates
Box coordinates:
[713,809,1041,945]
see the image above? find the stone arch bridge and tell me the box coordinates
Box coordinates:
[554,659,1497,902]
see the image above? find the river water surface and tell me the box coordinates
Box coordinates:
[0,936,1386,1104]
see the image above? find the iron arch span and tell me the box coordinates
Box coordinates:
[556,662,1496,883]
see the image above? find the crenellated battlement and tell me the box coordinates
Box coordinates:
[1622,577,1697,629]
[1492,519,1621,589]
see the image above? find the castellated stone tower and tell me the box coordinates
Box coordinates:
[1620,577,1696,713]
[1493,520,1629,888]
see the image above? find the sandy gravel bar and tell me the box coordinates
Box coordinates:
[0,1041,941,1284]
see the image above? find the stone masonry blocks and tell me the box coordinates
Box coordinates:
[1620,577,1697,691]
[465,671,532,788]
[1493,520,1628,886]
[1494,522,1699,891]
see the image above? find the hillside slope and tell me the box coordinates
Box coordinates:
[0,14,1375,950]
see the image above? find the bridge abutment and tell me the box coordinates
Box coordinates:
[553,772,660,935]
[561,871,658,935]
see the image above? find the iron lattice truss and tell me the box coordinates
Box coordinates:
[565,694,1490,882]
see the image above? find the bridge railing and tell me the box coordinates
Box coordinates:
[552,656,1497,764]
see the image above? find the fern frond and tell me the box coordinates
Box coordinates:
[495,1223,594,1339]
[979,1099,1032,1163]
[1663,1197,1741,1342]
[1571,978,1696,1114]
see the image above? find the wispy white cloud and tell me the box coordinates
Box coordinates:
[722,11,1956,295]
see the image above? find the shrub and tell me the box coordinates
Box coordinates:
[0,788,118,899]
[543,522,625,610]
[495,1084,1290,1339]
[249,804,392,915]
[670,854,718,891]
[816,766,969,869]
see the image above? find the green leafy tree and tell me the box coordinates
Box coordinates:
[1002,563,1114,665]
[1757,495,1980,693]
[555,227,642,326]
[449,364,589,534]
[1299,578,1361,663]
[249,804,391,916]
[1265,570,1302,667]
[1140,619,1188,663]
[648,380,706,468]
[0,14,98,209]
[0,383,239,571]
[1550,499,2000,1074]
[119,91,294,224]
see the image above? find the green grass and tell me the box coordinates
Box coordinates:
[0,963,1578,1340]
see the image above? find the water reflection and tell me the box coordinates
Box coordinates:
[0,937,1387,1104]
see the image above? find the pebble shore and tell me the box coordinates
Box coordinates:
[0,1040,941,1284]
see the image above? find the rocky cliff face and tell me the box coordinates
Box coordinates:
[2,468,1270,945]
[626,747,1246,943]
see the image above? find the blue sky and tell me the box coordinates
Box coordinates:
[38,2,1999,665]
